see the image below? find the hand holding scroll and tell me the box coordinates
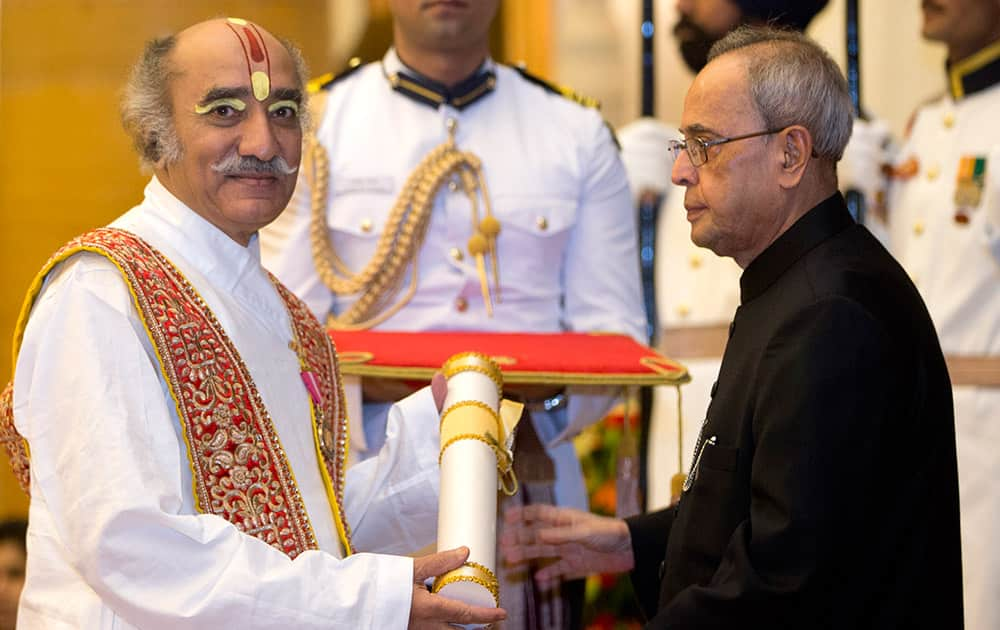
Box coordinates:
[409,546,507,629]
[500,504,634,589]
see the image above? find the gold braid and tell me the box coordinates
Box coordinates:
[307,121,497,330]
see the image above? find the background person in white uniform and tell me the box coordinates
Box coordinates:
[261,1,645,626]
[845,1,1000,627]
[7,18,504,630]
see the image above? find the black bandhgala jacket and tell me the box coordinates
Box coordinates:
[627,193,964,629]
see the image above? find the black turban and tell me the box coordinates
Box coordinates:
[733,0,830,31]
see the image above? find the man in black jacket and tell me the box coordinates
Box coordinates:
[502,26,964,628]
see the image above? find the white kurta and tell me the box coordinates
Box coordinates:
[262,49,646,510]
[12,178,441,629]
[618,117,742,511]
[886,82,1000,630]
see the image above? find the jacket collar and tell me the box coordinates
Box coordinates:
[947,39,1000,100]
[381,48,496,110]
[739,193,854,304]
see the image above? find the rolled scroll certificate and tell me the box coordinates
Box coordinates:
[432,352,519,619]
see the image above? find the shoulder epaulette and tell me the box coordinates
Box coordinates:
[307,57,365,94]
[513,65,601,110]
[512,65,619,150]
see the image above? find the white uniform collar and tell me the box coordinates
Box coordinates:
[382,47,497,78]
[381,48,497,110]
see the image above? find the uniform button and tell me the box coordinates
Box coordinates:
[689,254,702,269]
[913,221,925,236]
[536,216,549,231]
[449,247,464,261]
[926,164,940,181]
[943,112,955,128]
[676,304,690,318]
[360,218,373,233]
[448,180,459,192]
[454,296,469,312]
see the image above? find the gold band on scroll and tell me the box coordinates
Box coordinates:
[440,400,503,437]
[442,352,503,396]
[438,433,511,471]
[431,560,500,607]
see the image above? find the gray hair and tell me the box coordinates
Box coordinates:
[708,26,853,161]
[121,35,179,169]
[120,32,310,171]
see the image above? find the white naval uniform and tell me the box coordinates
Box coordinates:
[13,178,441,629]
[886,57,1000,630]
[618,118,742,511]
[262,49,646,511]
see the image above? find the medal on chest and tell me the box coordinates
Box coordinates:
[953,155,987,224]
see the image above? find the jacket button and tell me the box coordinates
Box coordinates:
[455,296,469,312]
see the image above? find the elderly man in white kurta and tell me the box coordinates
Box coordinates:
[1,18,505,630]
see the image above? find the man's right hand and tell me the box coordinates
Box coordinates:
[409,546,507,629]
[499,504,634,590]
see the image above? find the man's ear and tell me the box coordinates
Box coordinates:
[777,125,812,189]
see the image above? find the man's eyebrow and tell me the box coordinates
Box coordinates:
[271,87,303,103]
[680,123,718,137]
[199,86,251,104]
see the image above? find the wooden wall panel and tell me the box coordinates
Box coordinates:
[500,0,552,75]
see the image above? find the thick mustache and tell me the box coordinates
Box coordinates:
[211,153,298,176]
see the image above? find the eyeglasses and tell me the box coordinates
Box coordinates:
[668,128,787,167]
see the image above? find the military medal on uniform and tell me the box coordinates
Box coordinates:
[953,155,987,224]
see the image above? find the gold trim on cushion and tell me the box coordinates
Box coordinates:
[338,363,689,386]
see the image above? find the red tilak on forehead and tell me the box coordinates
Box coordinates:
[225,17,272,101]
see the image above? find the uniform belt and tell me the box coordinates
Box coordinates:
[945,355,1000,387]
[659,324,729,359]
[660,327,1000,386]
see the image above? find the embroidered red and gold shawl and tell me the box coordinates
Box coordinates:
[0,228,352,557]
